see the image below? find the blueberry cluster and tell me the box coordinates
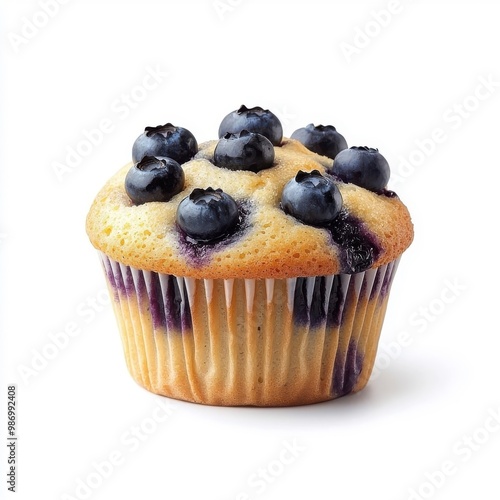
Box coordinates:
[219,105,283,146]
[126,118,243,243]
[213,105,282,172]
[127,123,197,205]
[124,105,393,244]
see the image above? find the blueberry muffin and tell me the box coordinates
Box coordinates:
[86,105,413,406]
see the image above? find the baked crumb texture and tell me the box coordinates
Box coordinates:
[88,138,412,406]
[87,139,413,279]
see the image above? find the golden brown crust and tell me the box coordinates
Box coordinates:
[86,139,413,279]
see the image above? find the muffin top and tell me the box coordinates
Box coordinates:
[86,106,413,279]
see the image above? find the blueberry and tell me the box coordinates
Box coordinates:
[132,123,198,164]
[125,156,184,205]
[214,130,275,172]
[176,187,239,242]
[281,170,343,226]
[291,124,347,159]
[329,211,379,273]
[332,146,390,192]
[218,105,283,146]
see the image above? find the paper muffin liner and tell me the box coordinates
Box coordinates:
[99,252,400,406]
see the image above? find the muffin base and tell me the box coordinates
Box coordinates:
[100,253,400,406]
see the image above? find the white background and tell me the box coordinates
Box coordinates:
[2,1,499,499]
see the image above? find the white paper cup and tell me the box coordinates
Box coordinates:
[99,252,400,406]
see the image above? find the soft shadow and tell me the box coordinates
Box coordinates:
[176,360,449,431]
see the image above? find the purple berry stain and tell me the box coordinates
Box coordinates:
[332,339,364,397]
[327,210,381,274]
[177,200,252,266]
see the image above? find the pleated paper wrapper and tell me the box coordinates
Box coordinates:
[100,252,400,406]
